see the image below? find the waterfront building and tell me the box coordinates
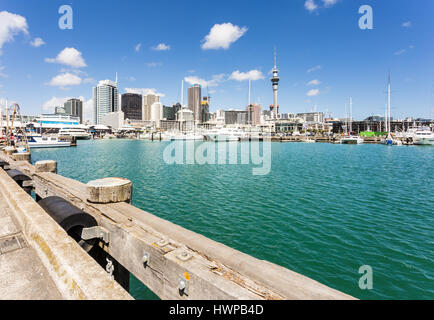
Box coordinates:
[176,108,195,132]
[296,112,325,123]
[143,94,160,121]
[54,106,66,115]
[188,84,202,122]
[93,80,119,125]
[160,120,180,132]
[121,93,142,121]
[33,114,81,133]
[64,98,83,123]
[101,111,124,129]
[275,119,301,133]
[225,109,249,125]
[331,117,434,135]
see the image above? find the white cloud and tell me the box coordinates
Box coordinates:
[47,73,82,87]
[306,89,320,97]
[0,66,8,78]
[322,0,338,7]
[394,49,406,56]
[402,21,411,28]
[83,98,94,122]
[305,0,338,12]
[45,47,87,68]
[307,65,321,73]
[129,76,136,81]
[201,23,247,50]
[135,43,141,52]
[82,77,96,84]
[145,62,162,67]
[30,37,45,47]
[304,0,318,12]
[307,79,321,86]
[184,74,226,87]
[0,11,28,52]
[125,88,165,97]
[152,43,170,51]
[42,96,70,112]
[42,96,92,120]
[229,70,264,81]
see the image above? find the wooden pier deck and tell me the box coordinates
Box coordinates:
[0,190,62,299]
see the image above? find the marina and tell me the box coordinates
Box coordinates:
[0,0,432,304]
[25,139,434,300]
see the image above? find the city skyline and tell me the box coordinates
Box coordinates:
[0,0,433,121]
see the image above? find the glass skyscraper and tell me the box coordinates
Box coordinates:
[93,80,118,125]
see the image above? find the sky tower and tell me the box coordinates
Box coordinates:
[270,48,280,119]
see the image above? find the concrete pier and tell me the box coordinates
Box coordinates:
[0,190,62,299]
[0,158,132,300]
[0,152,355,300]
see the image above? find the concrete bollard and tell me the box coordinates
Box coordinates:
[35,160,57,173]
[86,177,132,204]
[12,152,31,162]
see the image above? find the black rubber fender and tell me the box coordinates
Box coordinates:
[6,169,31,185]
[37,196,98,252]
[6,169,32,194]
[0,160,9,169]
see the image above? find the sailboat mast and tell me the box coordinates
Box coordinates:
[387,73,391,132]
[344,103,348,135]
[181,80,184,107]
[349,97,353,135]
[385,103,388,133]
[0,102,3,138]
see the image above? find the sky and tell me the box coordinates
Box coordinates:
[0,0,433,122]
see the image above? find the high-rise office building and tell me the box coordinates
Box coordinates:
[93,80,118,125]
[121,93,142,120]
[143,94,160,121]
[150,102,163,127]
[246,103,262,125]
[200,96,210,123]
[64,98,83,123]
[188,84,201,122]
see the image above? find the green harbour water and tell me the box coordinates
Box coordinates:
[30,140,434,300]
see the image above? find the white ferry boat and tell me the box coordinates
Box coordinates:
[27,135,71,148]
[59,127,91,140]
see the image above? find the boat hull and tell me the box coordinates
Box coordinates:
[413,138,434,145]
[28,142,71,148]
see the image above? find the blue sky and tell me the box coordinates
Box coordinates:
[0,0,433,121]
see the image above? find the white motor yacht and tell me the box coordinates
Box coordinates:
[170,132,204,141]
[412,127,434,145]
[340,135,364,144]
[204,128,243,142]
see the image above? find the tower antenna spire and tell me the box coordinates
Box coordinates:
[274,46,277,68]
[270,47,280,119]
